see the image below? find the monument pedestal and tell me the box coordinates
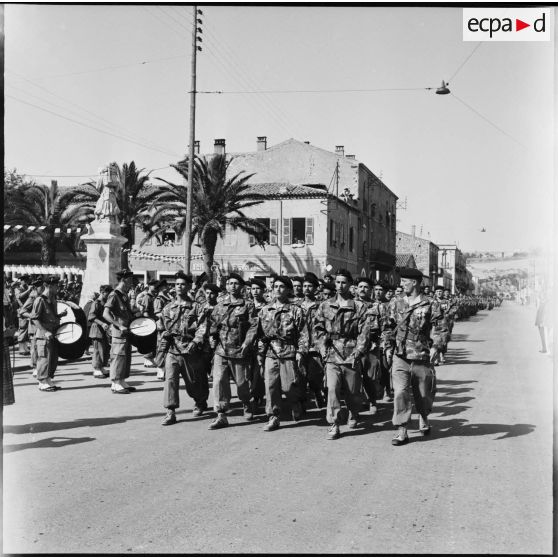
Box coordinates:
[78,221,127,307]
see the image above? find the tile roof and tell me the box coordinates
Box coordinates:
[244,182,328,199]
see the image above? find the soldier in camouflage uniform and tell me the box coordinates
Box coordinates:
[257,276,307,431]
[389,268,441,446]
[314,269,371,440]
[430,285,451,365]
[203,273,259,430]
[373,282,394,402]
[249,279,268,411]
[160,272,210,426]
[299,272,326,409]
[290,276,305,305]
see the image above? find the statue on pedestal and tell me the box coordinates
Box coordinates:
[94,163,121,223]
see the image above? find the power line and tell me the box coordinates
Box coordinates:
[450,92,527,150]
[197,86,432,94]
[449,43,482,83]
[7,94,181,157]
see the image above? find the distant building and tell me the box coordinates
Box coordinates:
[396,229,440,287]
[438,244,470,294]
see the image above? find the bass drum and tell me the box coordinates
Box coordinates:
[56,301,88,360]
[129,317,157,355]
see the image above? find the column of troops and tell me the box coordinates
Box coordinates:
[6,268,500,444]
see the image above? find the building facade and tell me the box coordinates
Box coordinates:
[396,229,440,287]
[438,244,470,293]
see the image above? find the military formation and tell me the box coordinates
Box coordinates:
[5,268,501,444]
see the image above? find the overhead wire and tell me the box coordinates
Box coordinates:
[450,92,527,150]
[448,42,482,83]
[7,94,181,157]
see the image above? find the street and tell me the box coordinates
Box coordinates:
[3,302,553,555]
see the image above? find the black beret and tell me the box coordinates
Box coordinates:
[32,279,44,287]
[380,281,391,290]
[157,279,168,288]
[335,268,353,282]
[227,273,245,286]
[356,277,374,287]
[116,269,134,280]
[147,279,159,286]
[303,272,319,287]
[322,281,336,292]
[274,275,293,290]
[175,271,193,283]
[290,276,303,284]
[398,267,423,281]
[434,284,444,291]
[19,274,30,282]
[100,284,113,293]
[249,279,266,290]
[203,283,221,294]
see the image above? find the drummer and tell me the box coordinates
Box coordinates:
[102,269,139,394]
[29,276,68,392]
[135,279,160,369]
[88,285,113,378]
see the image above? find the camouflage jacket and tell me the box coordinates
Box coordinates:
[258,300,307,360]
[203,295,258,359]
[431,298,451,332]
[379,300,396,348]
[29,295,60,338]
[161,297,198,355]
[313,297,371,364]
[299,297,321,353]
[389,294,440,361]
[189,300,217,353]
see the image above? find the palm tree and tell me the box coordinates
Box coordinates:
[4,170,92,265]
[149,153,269,279]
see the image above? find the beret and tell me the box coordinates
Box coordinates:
[274,275,293,290]
[157,279,168,288]
[227,273,245,286]
[303,272,320,287]
[249,279,266,290]
[335,268,353,282]
[116,269,134,280]
[356,277,374,287]
[100,284,113,292]
[398,267,423,281]
[46,276,60,284]
[203,283,221,294]
[290,276,303,283]
[32,279,44,287]
[434,284,444,291]
[322,281,336,292]
[175,271,193,283]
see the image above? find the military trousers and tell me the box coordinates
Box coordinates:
[91,336,110,369]
[250,356,266,402]
[163,351,209,410]
[29,334,38,368]
[325,361,363,425]
[36,336,58,381]
[109,338,132,381]
[361,349,382,403]
[211,354,252,413]
[304,352,325,398]
[392,354,436,426]
[264,357,302,418]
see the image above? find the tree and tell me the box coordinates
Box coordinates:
[4,170,92,265]
[150,153,268,279]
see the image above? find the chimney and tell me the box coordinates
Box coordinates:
[256,136,267,151]
[335,145,344,157]
[346,154,355,159]
[411,225,416,238]
[194,140,200,154]
[214,138,226,155]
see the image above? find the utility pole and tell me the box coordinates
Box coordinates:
[184,6,203,273]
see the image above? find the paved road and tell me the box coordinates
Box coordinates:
[3,302,553,554]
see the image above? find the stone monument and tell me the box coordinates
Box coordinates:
[78,163,128,307]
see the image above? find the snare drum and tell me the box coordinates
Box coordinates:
[129,317,157,355]
[56,300,87,360]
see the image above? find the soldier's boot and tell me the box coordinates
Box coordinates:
[161,409,177,426]
[263,415,280,432]
[419,415,431,435]
[391,425,409,446]
[208,412,229,430]
[327,424,341,440]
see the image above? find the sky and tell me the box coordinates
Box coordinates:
[4,4,555,253]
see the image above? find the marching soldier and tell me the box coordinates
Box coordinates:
[314,269,371,440]
[88,285,113,378]
[102,269,138,394]
[15,274,32,355]
[430,285,450,365]
[160,272,210,426]
[378,281,396,402]
[257,276,307,431]
[154,280,171,380]
[249,279,268,410]
[389,268,440,446]
[202,273,259,430]
[290,276,304,305]
[300,272,326,408]
[19,278,44,377]
[136,279,160,368]
[30,277,67,391]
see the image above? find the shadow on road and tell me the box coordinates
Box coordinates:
[444,348,497,366]
[4,412,164,435]
[4,436,96,453]
[430,418,536,440]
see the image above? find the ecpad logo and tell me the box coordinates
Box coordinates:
[463,8,551,41]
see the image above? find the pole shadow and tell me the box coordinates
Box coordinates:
[4,436,96,453]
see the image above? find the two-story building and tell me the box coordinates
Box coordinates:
[132,137,399,283]
[438,244,469,293]
[396,229,440,287]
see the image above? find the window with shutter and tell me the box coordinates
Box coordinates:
[270,219,278,245]
[305,217,314,245]
[283,218,291,245]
